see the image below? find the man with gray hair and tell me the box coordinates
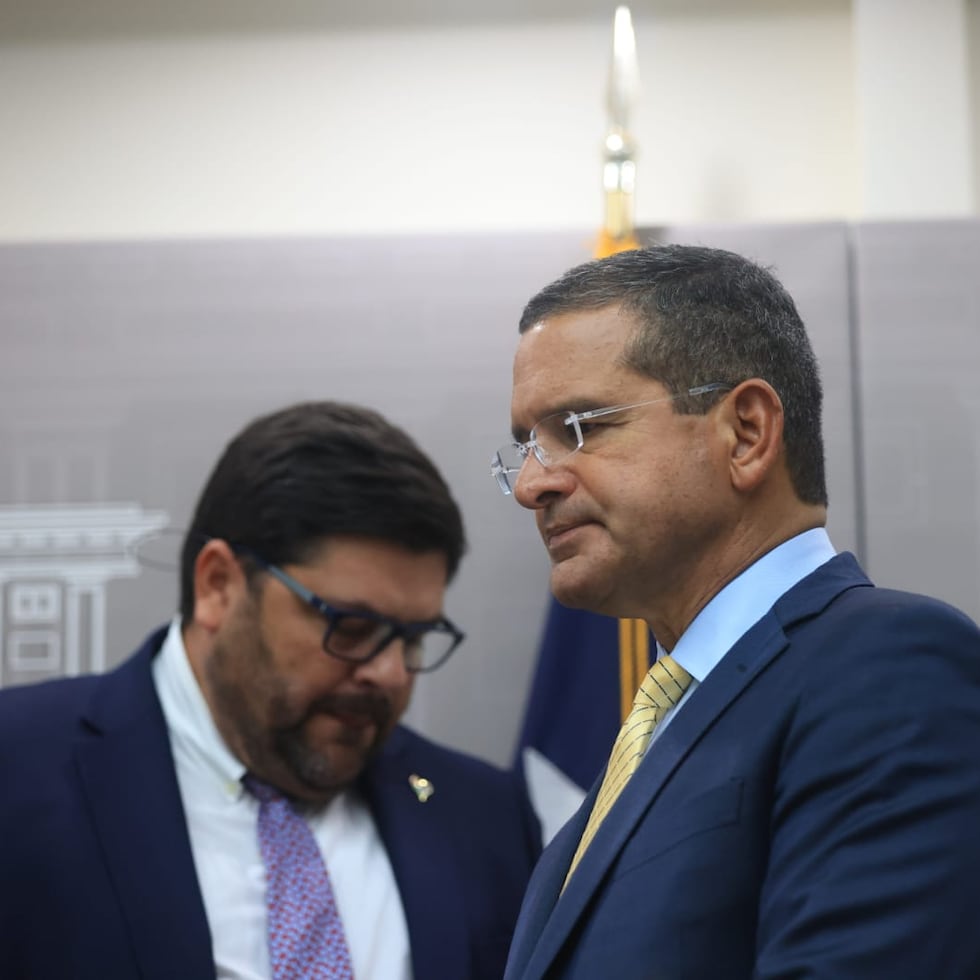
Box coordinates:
[494,245,980,979]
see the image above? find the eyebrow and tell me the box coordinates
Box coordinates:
[511,398,620,442]
[299,586,443,625]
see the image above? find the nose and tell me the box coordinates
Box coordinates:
[352,636,412,688]
[512,453,573,510]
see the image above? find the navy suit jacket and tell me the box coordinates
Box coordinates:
[0,629,542,980]
[505,553,980,980]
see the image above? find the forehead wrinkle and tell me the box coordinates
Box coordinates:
[510,310,639,441]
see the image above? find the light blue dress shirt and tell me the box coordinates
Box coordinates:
[648,527,837,749]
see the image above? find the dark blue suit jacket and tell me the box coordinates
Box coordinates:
[0,628,542,980]
[505,554,980,979]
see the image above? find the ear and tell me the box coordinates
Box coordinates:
[192,538,247,633]
[724,379,784,493]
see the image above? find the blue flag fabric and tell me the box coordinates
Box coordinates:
[516,598,624,791]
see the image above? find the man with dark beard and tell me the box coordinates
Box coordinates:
[0,401,541,980]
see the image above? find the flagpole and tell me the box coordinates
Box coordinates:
[593,7,652,719]
[515,10,651,836]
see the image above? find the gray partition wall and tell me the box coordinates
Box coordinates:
[0,222,975,766]
[854,220,980,622]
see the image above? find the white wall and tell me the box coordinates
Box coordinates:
[2,0,973,241]
[854,0,975,216]
[971,0,980,199]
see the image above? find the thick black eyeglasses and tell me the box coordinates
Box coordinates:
[237,550,465,673]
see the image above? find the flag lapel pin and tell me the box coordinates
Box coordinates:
[408,773,434,802]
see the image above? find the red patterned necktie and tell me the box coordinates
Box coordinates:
[244,775,355,980]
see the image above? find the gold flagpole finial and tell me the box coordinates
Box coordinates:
[597,5,641,257]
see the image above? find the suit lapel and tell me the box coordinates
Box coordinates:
[505,799,592,979]
[516,554,872,980]
[361,729,471,980]
[74,636,214,980]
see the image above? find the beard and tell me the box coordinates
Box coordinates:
[267,688,394,793]
[205,615,397,804]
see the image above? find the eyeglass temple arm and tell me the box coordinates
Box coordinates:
[570,382,733,424]
[236,549,327,614]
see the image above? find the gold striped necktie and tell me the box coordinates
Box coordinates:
[564,654,693,885]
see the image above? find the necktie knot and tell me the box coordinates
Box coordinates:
[564,653,693,887]
[636,655,692,712]
[243,773,283,805]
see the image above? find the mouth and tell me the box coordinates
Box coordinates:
[543,520,596,553]
[306,693,391,735]
[304,707,386,754]
[329,709,377,732]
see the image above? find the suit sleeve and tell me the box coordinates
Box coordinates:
[755,596,980,979]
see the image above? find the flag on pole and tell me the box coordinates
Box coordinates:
[517,7,655,843]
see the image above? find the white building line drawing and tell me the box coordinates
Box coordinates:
[0,504,169,688]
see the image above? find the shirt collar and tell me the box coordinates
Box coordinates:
[152,617,248,798]
[665,528,837,682]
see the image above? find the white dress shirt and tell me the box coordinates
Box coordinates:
[152,619,413,979]
[647,527,837,749]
